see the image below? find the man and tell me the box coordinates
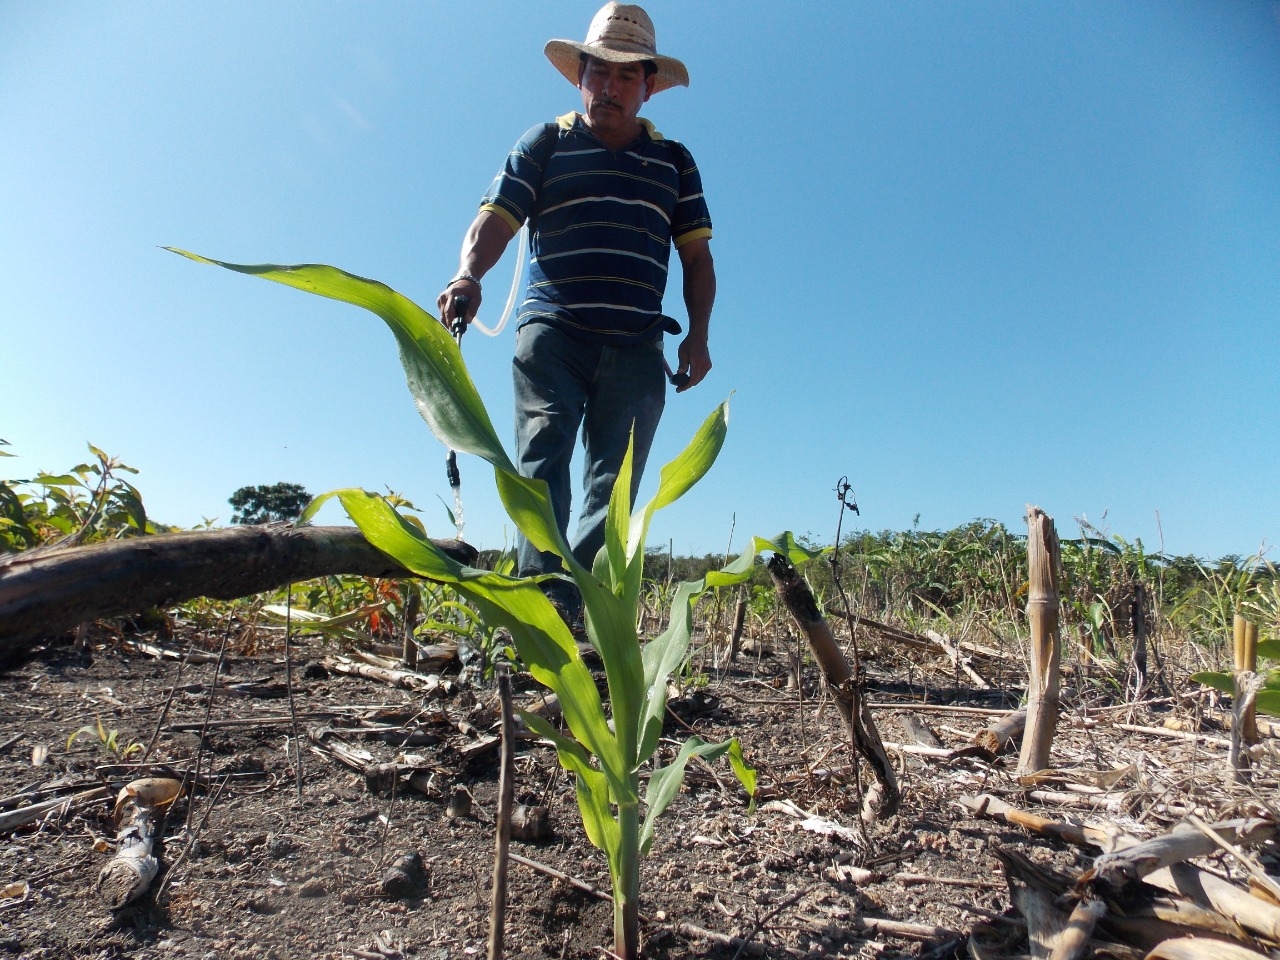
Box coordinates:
[437,3,716,619]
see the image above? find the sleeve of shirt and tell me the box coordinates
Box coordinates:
[668,141,713,248]
[478,123,556,234]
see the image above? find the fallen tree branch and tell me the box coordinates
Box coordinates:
[0,524,476,663]
[973,708,1026,755]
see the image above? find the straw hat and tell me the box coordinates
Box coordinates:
[544,3,689,93]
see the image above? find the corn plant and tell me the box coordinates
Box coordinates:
[171,249,773,959]
[67,718,143,759]
[1192,637,1280,717]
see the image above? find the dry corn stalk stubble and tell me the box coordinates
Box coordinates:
[1018,505,1063,778]
[765,552,899,820]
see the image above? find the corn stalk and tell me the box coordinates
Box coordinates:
[173,250,763,960]
[1018,505,1062,777]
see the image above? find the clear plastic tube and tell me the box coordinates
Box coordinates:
[469,223,527,337]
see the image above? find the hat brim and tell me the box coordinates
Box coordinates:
[544,39,689,94]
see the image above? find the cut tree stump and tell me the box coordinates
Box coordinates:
[0,524,477,665]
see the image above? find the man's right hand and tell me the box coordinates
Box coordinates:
[437,279,481,331]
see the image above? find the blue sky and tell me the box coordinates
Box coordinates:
[3,1,1278,563]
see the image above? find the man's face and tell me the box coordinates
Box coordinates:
[578,55,655,140]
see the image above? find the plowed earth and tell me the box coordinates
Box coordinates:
[0,618,1268,959]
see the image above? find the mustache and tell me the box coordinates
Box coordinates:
[591,97,622,110]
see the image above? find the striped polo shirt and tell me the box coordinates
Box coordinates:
[480,112,713,344]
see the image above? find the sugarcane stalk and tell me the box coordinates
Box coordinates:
[1018,506,1062,777]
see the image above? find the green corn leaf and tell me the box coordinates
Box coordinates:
[636,580,702,763]
[725,739,757,813]
[520,710,620,858]
[170,250,503,463]
[1257,639,1280,661]
[640,736,741,856]
[1256,691,1280,718]
[628,403,728,559]
[314,487,630,788]
[602,431,635,593]
[1191,671,1236,696]
[170,249,573,564]
[575,574,645,776]
[704,532,828,590]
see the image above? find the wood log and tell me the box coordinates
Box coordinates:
[1018,506,1062,777]
[0,524,477,664]
[766,554,899,820]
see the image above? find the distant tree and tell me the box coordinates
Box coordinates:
[228,483,312,525]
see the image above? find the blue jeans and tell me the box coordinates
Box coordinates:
[513,322,666,580]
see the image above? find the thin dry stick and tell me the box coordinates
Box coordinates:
[488,668,515,960]
[729,884,815,960]
[139,624,216,763]
[182,616,234,833]
[155,774,230,901]
[284,586,303,803]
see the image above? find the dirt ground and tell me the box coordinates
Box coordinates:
[0,615,1273,960]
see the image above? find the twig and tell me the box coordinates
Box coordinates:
[155,774,229,902]
[284,586,303,803]
[893,872,1006,890]
[139,624,213,763]
[489,667,514,960]
[182,616,233,833]
[1108,722,1231,748]
[508,851,611,903]
[729,884,815,960]
[0,787,110,834]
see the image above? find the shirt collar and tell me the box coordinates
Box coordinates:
[557,111,664,143]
